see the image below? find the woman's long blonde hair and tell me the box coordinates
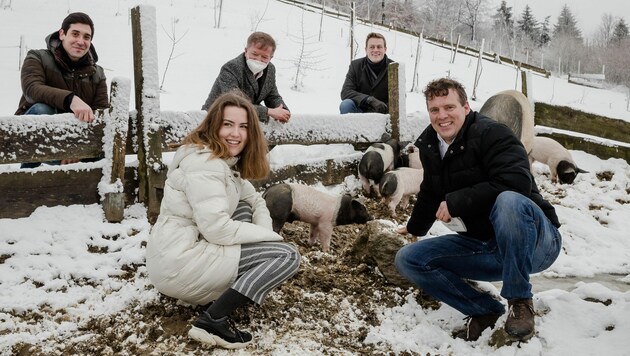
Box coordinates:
[182,91,270,180]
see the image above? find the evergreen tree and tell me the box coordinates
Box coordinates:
[612,18,629,43]
[539,16,551,47]
[492,0,514,38]
[553,4,582,42]
[517,5,539,43]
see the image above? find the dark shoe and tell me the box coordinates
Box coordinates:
[505,298,535,341]
[453,313,502,341]
[188,312,252,349]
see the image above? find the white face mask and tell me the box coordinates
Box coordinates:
[246,58,268,75]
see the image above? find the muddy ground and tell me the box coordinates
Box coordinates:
[12,197,444,355]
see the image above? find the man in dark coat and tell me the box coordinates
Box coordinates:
[339,32,393,114]
[16,12,108,167]
[395,78,562,343]
[201,32,290,123]
[16,12,108,120]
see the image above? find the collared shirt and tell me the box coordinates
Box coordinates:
[436,134,450,159]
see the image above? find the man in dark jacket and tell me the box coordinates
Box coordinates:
[201,32,290,123]
[16,12,108,168]
[16,12,108,121]
[395,78,562,343]
[339,32,393,114]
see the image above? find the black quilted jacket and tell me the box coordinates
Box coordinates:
[407,111,560,240]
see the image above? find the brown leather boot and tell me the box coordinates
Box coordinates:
[453,313,502,341]
[505,298,535,341]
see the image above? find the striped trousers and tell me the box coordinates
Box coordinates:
[231,201,301,305]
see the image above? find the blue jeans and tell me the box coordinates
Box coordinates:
[25,103,58,115]
[339,99,361,114]
[395,191,562,316]
[21,104,60,168]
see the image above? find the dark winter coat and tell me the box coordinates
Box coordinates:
[340,55,393,108]
[16,32,108,115]
[201,53,288,123]
[407,111,561,241]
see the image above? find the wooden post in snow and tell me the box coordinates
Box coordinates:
[521,70,528,97]
[131,5,167,224]
[102,78,131,223]
[411,33,423,93]
[318,0,325,41]
[471,38,485,101]
[19,35,25,71]
[388,62,400,141]
[350,2,355,60]
[450,34,460,64]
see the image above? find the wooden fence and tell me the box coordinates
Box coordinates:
[534,102,630,162]
[0,78,132,221]
[0,5,398,223]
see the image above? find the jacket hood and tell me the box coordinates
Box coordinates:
[46,31,99,63]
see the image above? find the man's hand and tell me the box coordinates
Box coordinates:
[69,96,95,123]
[268,104,291,123]
[435,201,452,223]
[395,225,408,235]
[365,96,388,114]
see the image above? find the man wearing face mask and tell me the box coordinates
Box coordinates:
[339,32,393,114]
[202,32,290,123]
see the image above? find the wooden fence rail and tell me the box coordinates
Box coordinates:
[0,78,132,221]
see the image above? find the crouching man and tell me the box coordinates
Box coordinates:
[395,78,562,342]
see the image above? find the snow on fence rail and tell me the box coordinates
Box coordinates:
[0,78,131,222]
[567,73,606,89]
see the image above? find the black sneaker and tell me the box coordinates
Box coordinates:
[505,298,535,341]
[188,312,253,349]
[453,313,502,341]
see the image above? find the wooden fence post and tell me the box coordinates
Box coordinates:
[388,62,400,141]
[19,34,25,71]
[410,33,423,93]
[102,78,131,223]
[131,5,167,224]
[471,38,485,101]
[521,70,527,97]
[350,2,355,60]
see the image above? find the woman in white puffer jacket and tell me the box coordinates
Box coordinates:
[146,91,300,350]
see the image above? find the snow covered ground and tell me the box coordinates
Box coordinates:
[1,0,630,354]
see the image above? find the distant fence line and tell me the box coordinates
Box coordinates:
[277,0,551,78]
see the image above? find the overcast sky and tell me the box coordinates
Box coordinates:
[494,0,629,37]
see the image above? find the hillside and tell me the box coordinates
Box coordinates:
[1,0,630,355]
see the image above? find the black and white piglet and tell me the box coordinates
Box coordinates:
[358,138,400,195]
[529,136,588,184]
[263,183,372,252]
[379,167,423,217]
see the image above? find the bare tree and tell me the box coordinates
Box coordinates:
[595,13,616,46]
[160,18,189,91]
[459,0,487,42]
[1,0,13,10]
[288,10,327,91]
[213,0,223,28]
[249,0,270,32]
[419,0,461,39]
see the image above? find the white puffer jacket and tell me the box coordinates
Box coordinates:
[146,145,282,305]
